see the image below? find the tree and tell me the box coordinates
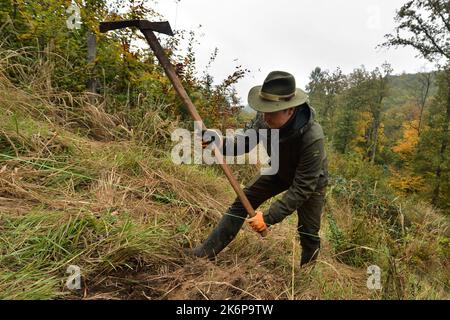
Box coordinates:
[415,71,450,209]
[366,63,393,163]
[306,67,327,119]
[382,0,449,210]
[381,0,449,63]
[415,72,433,137]
[333,67,369,154]
[306,67,346,135]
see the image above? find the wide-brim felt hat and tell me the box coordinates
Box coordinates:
[248,71,309,113]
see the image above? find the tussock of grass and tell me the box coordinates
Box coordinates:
[0,210,171,299]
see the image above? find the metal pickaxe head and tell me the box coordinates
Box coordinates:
[99,19,174,36]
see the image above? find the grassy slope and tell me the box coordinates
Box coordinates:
[0,67,448,300]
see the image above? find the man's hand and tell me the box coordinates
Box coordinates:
[201,129,222,150]
[201,140,211,150]
[247,210,268,233]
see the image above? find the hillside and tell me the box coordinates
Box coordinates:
[384,72,438,111]
[0,50,448,300]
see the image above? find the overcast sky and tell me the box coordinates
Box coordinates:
[152,0,433,104]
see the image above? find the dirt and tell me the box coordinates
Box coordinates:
[76,253,290,300]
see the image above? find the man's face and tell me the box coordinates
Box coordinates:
[263,108,295,129]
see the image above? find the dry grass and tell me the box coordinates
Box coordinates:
[0,45,448,300]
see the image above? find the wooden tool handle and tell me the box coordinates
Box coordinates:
[143,30,267,237]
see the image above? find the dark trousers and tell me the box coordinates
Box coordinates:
[195,174,326,265]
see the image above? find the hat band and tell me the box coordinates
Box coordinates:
[259,90,296,102]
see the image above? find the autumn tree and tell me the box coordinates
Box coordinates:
[381,0,449,209]
[333,67,368,154]
[415,70,450,209]
[415,72,434,138]
[306,67,346,135]
[365,63,393,163]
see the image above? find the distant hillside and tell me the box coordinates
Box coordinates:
[241,71,437,118]
[384,72,438,111]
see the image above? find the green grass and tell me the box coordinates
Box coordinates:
[0,209,172,300]
[0,54,448,299]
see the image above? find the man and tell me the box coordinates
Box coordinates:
[193,71,328,266]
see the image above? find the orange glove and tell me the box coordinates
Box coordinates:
[201,140,210,149]
[247,210,268,233]
[201,129,222,150]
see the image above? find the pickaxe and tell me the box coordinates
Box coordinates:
[99,20,267,237]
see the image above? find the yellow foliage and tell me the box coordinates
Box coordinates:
[392,120,419,159]
[349,112,386,157]
[350,112,371,155]
[388,169,425,194]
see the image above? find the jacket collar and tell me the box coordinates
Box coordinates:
[277,103,314,141]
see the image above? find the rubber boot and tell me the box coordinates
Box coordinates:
[300,237,320,266]
[300,246,320,266]
[192,209,245,260]
[192,174,286,260]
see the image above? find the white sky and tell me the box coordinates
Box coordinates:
[152,0,434,104]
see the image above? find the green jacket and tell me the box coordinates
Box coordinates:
[223,103,328,226]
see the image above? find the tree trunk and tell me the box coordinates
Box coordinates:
[431,70,450,206]
[370,114,380,163]
[87,31,97,96]
[369,71,389,163]
[417,72,432,138]
[369,94,384,163]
